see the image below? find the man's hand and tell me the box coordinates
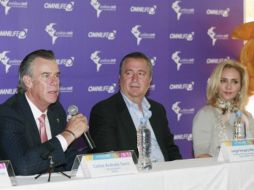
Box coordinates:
[62,113,89,145]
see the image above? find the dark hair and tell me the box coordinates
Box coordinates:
[119,52,153,76]
[18,49,55,93]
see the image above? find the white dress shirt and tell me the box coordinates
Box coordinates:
[25,94,68,151]
[121,92,165,162]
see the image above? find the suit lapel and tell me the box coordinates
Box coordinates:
[47,108,62,136]
[149,104,167,157]
[18,94,41,145]
[116,93,137,146]
[149,105,158,136]
[19,94,63,142]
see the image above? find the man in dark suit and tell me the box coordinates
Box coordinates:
[0,50,89,175]
[89,52,182,162]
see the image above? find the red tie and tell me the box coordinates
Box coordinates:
[38,114,48,143]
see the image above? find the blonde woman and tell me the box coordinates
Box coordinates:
[192,59,254,158]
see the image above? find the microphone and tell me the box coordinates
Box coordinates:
[67,105,96,150]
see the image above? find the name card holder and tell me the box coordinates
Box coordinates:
[71,150,138,178]
[218,139,254,162]
[0,160,16,187]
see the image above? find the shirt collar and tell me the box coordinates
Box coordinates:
[25,93,47,119]
[121,91,151,119]
[121,91,150,107]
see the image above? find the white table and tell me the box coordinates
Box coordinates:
[2,158,254,190]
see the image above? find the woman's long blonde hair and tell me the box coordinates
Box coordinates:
[206,59,249,111]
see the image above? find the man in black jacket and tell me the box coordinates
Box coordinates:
[89,52,182,162]
[0,49,88,175]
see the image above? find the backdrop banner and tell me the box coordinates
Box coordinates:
[0,0,243,158]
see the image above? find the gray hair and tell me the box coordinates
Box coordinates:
[119,52,153,77]
[18,49,55,93]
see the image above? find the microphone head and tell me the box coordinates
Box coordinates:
[68,105,79,116]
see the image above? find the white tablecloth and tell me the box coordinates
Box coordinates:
[2,158,254,190]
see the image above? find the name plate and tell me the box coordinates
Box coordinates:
[218,139,254,162]
[76,151,138,178]
[0,162,12,187]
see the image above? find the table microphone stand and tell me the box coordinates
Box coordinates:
[35,155,71,182]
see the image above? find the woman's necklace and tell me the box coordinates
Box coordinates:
[215,98,238,115]
[215,98,239,142]
[215,109,229,141]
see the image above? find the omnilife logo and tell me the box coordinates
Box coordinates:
[88,30,117,40]
[169,81,194,91]
[88,83,116,94]
[206,8,230,17]
[60,86,73,93]
[90,51,116,72]
[171,0,194,21]
[131,25,156,45]
[0,0,28,15]
[44,1,74,11]
[0,88,17,95]
[0,51,21,73]
[45,23,73,45]
[130,5,157,15]
[0,28,28,39]
[171,101,195,121]
[169,32,194,41]
[150,56,156,66]
[0,51,10,73]
[206,57,230,64]
[207,26,229,46]
[56,57,74,67]
[171,51,194,71]
[90,0,116,18]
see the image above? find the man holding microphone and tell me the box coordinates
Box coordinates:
[0,49,89,175]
